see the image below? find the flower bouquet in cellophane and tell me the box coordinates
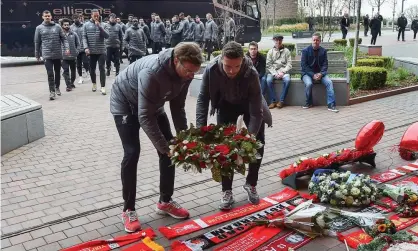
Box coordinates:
[169,116,263,182]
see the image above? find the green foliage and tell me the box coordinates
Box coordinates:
[334,39,347,47]
[366,56,394,69]
[357,58,385,67]
[396,67,410,81]
[266,23,309,33]
[349,38,362,47]
[212,51,221,57]
[349,67,388,90]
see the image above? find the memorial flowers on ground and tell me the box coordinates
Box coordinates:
[169,123,263,182]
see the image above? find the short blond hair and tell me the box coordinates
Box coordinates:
[174,42,204,66]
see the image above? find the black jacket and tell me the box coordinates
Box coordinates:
[171,21,182,44]
[397,16,408,29]
[370,18,381,34]
[412,20,418,31]
[363,17,370,27]
[340,17,350,29]
[245,52,266,77]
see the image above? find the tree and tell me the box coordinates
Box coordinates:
[316,0,344,41]
[404,5,418,23]
[368,0,387,12]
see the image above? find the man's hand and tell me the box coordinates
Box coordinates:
[95,20,100,26]
[85,48,90,55]
[65,49,70,56]
[275,72,284,79]
[166,151,173,157]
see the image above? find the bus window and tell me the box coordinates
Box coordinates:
[246,0,260,19]
[246,5,254,17]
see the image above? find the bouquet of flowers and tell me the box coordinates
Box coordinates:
[328,208,386,228]
[308,170,378,207]
[380,183,418,207]
[169,123,263,182]
[365,219,397,238]
[357,231,418,251]
[279,148,374,179]
[254,200,335,238]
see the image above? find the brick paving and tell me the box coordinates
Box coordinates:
[1,62,418,251]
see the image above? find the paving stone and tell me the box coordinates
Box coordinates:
[36,242,62,251]
[1,244,26,251]
[97,225,120,236]
[58,236,82,249]
[50,222,72,233]
[29,227,53,239]
[44,232,67,244]
[22,238,47,250]
[82,221,105,232]
[63,226,87,238]
[78,230,101,242]
[1,238,12,249]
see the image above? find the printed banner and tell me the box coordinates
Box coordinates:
[61,228,155,251]
[214,226,282,251]
[171,202,295,251]
[371,170,403,183]
[121,237,164,251]
[257,231,313,251]
[159,187,298,239]
[408,224,418,237]
[390,214,418,230]
[338,230,373,249]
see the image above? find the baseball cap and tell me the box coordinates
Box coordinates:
[273,34,284,40]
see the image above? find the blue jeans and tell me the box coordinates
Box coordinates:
[302,74,336,106]
[266,74,290,103]
[260,75,267,97]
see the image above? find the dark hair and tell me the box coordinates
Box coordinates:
[196,15,200,18]
[72,14,79,20]
[42,10,50,15]
[312,33,321,39]
[174,42,204,66]
[128,14,134,17]
[151,12,156,16]
[60,18,71,26]
[248,41,258,48]
[173,15,179,19]
[109,13,116,18]
[179,12,185,17]
[222,41,244,59]
[91,9,99,13]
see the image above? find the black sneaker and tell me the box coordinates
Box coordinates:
[66,87,72,92]
[71,84,76,89]
[49,91,55,100]
[219,190,234,210]
[115,72,119,77]
[328,104,339,113]
[106,69,110,76]
[243,184,260,205]
[302,103,313,109]
[55,88,62,96]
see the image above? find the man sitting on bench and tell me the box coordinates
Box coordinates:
[301,33,339,113]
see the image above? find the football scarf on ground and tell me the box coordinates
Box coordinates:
[256,231,313,251]
[61,228,155,251]
[121,237,164,251]
[338,230,373,249]
[170,201,295,251]
[159,187,298,239]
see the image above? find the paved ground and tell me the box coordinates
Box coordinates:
[1,58,418,251]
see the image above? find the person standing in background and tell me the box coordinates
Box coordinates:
[204,13,218,61]
[223,13,235,45]
[164,20,172,48]
[179,12,189,41]
[194,15,205,48]
[150,13,156,54]
[412,16,418,41]
[170,15,182,47]
[82,9,109,95]
[124,17,147,64]
[34,10,69,100]
[377,12,383,36]
[105,13,123,77]
[61,18,80,92]
[397,13,408,42]
[340,13,350,39]
[184,15,195,42]
[370,14,381,45]
[116,17,126,64]
[363,14,370,37]
[152,14,166,54]
[139,18,151,54]
[71,14,89,84]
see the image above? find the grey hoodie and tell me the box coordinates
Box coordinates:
[204,19,218,41]
[185,20,196,40]
[70,22,85,51]
[153,21,166,43]
[194,21,205,42]
[180,19,190,40]
[62,30,80,60]
[124,26,147,57]
[104,22,123,48]
[196,56,272,135]
[82,19,109,54]
[34,21,69,59]
[110,49,190,154]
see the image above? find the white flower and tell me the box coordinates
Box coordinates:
[316,215,326,228]
[327,189,333,195]
[351,187,361,196]
[331,173,339,180]
[182,140,189,144]
[363,186,371,194]
[335,191,344,198]
[353,180,361,187]
[342,189,349,195]
[320,196,328,202]
[174,152,179,157]
[170,149,175,156]
[245,134,251,138]
[371,195,376,201]
[319,176,326,181]
[169,145,176,150]
[183,146,187,150]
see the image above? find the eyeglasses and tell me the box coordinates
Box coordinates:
[178,60,200,74]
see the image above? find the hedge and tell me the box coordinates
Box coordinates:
[366,56,394,69]
[357,58,385,67]
[349,38,362,47]
[334,39,347,47]
[266,23,309,33]
[349,67,387,90]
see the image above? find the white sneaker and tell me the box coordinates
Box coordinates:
[112,68,116,72]
[100,87,106,95]
[78,77,83,84]
[92,83,97,92]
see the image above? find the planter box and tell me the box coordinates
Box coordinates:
[359,44,382,56]
[292,31,314,38]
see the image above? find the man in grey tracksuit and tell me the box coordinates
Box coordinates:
[105,13,123,76]
[150,13,156,54]
[71,14,89,84]
[61,18,80,92]
[196,41,272,210]
[179,12,190,41]
[110,43,203,232]
[223,14,235,45]
[83,9,109,95]
[194,15,205,48]
[139,18,151,55]
[34,10,70,100]
[204,13,218,61]
[152,15,166,54]
[117,17,126,63]
[124,17,147,64]
[184,15,195,42]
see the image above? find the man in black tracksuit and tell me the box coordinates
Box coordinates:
[61,18,80,92]
[377,13,383,36]
[170,15,182,47]
[105,13,123,76]
[363,14,370,36]
[71,14,89,84]
[340,13,350,39]
[397,13,408,42]
[83,9,109,95]
[412,17,418,40]
[196,42,272,211]
[34,10,69,100]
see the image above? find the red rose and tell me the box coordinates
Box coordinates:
[204,145,210,150]
[201,125,215,133]
[214,144,230,155]
[217,155,227,164]
[230,153,238,160]
[223,125,236,136]
[233,135,246,141]
[191,154,200,161]
[186,142,198,149]
[199,161,206,168]
[178,155,184,161]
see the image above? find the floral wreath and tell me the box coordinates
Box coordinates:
[169,124,263,182]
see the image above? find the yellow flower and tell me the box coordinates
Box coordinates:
[378,224,387,232]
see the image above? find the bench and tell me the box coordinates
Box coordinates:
[273,60,349,106]
[189,59,349,106]
[292,31,314,38]
[1,94,45,155]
